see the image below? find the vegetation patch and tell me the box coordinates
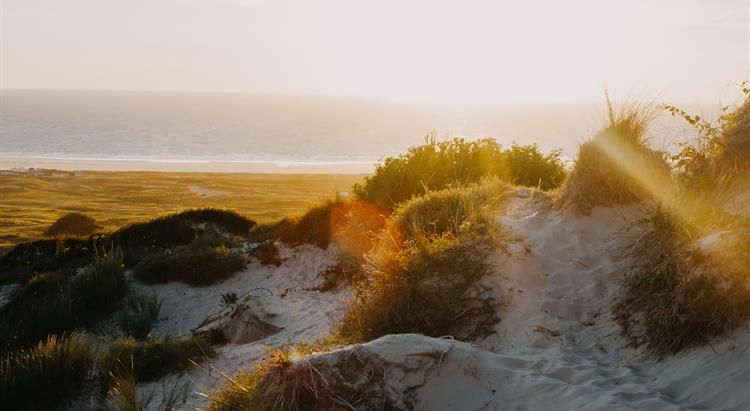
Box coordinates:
[100,335,214,385]
[112,208,255,267]
[392,179,512,241]
[132,234,246,286]
[353,137,565,212]
[0,237,94,284]
[0,246,127,349]
[614,205,750,354]
[0,332,93,410]
[560,99,670,212]
[44,212,100,238]
[119,292,162,340]
[208,337,394,411]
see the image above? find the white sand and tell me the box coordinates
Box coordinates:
[129,243,349,409]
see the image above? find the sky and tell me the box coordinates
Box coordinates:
[1,0,748,107]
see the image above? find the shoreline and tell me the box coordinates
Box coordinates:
[0,155,375,174]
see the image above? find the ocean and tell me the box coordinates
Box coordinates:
[0,90,702,173]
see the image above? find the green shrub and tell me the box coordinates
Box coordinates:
[0,332,93,410]
[132,235,245,286]
[614,205,750,354]
[560,98,670,212]
[100,336,214,384]
[0,237,93,284]
[0,246,127,349]
[44,212,100,238]
[353,137,565,211]
[501,143,566,190]
[662,87,750,193]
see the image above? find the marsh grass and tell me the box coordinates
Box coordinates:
[0,332,93,410]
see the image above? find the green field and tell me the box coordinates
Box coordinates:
[0,170,364,252]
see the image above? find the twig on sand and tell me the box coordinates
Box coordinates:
[533,324,561,338]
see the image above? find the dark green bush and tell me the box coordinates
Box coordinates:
[0,332,93,410]
[353,137,565,211]
[0,237,93,284]
[133,235,246,286]
[44,212,100,238]
[100,336,214,384]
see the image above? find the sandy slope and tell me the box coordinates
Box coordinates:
[269,190,750,410]
[128,244,349,410]
[57,187,750,410]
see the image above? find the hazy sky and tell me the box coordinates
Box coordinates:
[1,0,748,106]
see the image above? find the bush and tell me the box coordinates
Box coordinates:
[132,235,245,286]
[353,137,565,211]
[662,88,750,193]
[100,336,214,384]
[560,98,670,212]
[0,332,93,410]
[614,205,750,354]
[45,212,100,238]
[502,143,566,190]
[0,237,93,284]
[0,246,127,349]
[170,208,256,235]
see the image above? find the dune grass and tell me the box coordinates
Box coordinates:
[560,97,670,212]
[100,335,214,385]
[119,292,163,340]
[614,205,750,354]
[0,246,127,349]
[0,332,93,410]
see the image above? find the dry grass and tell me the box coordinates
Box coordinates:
[614,205,750,354]
[208,336,396,411]
[0,332,93,410]
[338,180,510,342]
[560,97,670,212]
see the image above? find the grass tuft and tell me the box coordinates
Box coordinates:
[614,205,750,354]
[100,335,214,385]
[560,96,670,212]
[0,332,93,410]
